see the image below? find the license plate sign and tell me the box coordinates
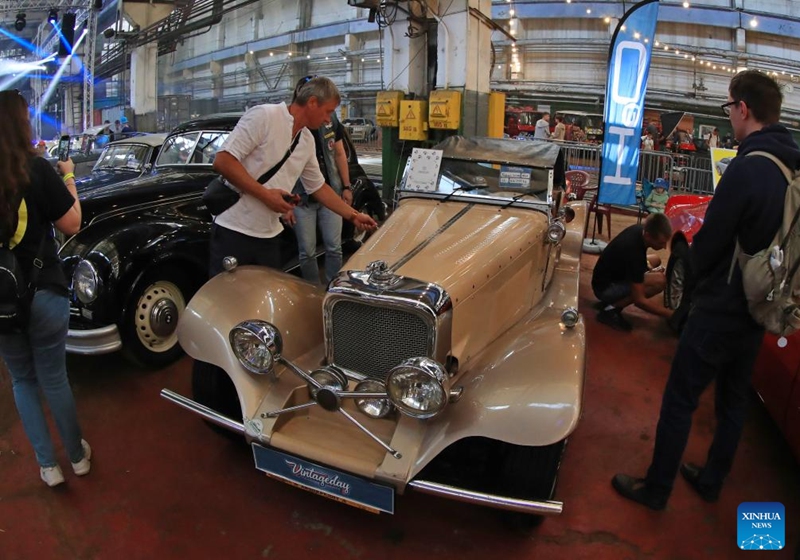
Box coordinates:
[252,444,394,514]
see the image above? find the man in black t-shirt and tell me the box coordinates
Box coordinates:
[591,213,674,331]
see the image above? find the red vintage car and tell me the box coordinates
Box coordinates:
[664,195,800,464]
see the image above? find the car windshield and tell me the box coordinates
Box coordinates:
[584,115,603,130]
[400,158,552,203]
[93,144,150,172]
[156,131,229,167]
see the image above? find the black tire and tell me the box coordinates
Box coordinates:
[191,359,243,438]
[120,265,200,368]
[665,240,691,333]
[498,440,566,532]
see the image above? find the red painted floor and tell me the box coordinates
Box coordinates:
[0,246,798,559]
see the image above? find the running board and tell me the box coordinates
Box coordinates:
[160,389,245,435]
[407,479,563,516]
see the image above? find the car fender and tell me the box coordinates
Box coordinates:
[399,202,587,478]
[66,216,210,323]
[178,267,325,418]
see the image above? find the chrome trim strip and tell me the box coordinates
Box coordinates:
[160,389,245,435]
[65,324,122,355]
[388,204,473,273]
[398,192,553,213]
[407,479,563,516]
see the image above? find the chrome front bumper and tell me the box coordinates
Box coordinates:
[159,389,563,516]
[66,324,122,355]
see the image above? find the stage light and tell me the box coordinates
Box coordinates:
[14,13,26,32]
[48,9,58,25]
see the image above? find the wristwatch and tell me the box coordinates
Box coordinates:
[342,185,351,190]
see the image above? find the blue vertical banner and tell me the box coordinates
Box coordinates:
[598,0,660,205]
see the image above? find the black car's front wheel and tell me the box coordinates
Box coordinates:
[121,266,197,367]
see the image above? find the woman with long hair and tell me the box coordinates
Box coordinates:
[0,90,89,487]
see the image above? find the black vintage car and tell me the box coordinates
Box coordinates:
[75,133,167,194]
[61,113,384,368]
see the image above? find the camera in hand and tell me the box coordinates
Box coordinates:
[282,193,301,205]
[57,135,70,162]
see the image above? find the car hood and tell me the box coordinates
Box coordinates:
[78,168,214,225]
[345,198,551,361]
[75,169,143,194]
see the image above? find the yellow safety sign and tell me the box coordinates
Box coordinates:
[406,108,416,120]
[377,104,390,116]
[431,104,446,117]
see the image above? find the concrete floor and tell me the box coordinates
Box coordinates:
[0,219,798,559]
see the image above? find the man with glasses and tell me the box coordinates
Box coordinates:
[612,70,800,510]
[209,76,376,276]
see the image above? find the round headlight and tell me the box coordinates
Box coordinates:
[386,357,450,419]
[308,365,348,398]
[73,259,99,304]
[355,379,393,419]
[547,221,566,244]
[229,321,282,374]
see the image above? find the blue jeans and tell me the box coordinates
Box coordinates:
[0,290,84,467]
[294,201,342,283]
[645,313,764,494]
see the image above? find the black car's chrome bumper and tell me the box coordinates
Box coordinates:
[66,324,122,355]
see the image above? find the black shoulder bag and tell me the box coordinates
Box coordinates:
[203,132,302,216]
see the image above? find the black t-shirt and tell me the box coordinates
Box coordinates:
[8,157,76,294]
[312,120,344,184]
[591,224,649,290]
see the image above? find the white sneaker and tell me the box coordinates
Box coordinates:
[71,439,92,476]
[40,465,65,487]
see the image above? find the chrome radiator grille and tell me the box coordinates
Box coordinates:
[330,300,431,381]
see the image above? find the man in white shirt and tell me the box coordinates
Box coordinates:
[209,77,377,276]
[534,113,551,139]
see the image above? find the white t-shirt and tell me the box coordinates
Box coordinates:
[215,103,325,238]
[534,118,550,139]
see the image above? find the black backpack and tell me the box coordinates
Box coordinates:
[0,204,47,334]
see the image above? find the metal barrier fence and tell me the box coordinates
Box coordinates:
[552,139,714,195]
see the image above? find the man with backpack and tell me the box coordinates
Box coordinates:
[612,70,800,510]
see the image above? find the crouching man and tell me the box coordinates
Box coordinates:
[591,213,674,331]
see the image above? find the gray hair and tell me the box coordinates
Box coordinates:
[294,77,341,107]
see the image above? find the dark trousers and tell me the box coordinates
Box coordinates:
[208,223,282,277]
[645,313,764,494]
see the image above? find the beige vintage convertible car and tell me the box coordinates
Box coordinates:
[162,136,587,526]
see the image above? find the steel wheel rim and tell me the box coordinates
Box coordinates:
[133,280,186,353]
[669,258,686,309]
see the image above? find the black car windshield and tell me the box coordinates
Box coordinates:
[93,144,150,172]
[157,131,229,167]
[401,158,551,202]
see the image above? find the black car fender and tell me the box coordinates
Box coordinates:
[65,212,210,325]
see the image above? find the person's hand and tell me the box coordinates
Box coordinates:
[263,189,296,214]
[282,209,296,226]
[352,211,377,232]
[56,158,75,176]
[342,188,353,206]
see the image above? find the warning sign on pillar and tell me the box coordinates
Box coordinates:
[399,100,428,141]
[428,90,461,130]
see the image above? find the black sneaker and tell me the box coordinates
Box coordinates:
[597,308,633,332]
[680,463,721,503]
[611,474,668,511]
